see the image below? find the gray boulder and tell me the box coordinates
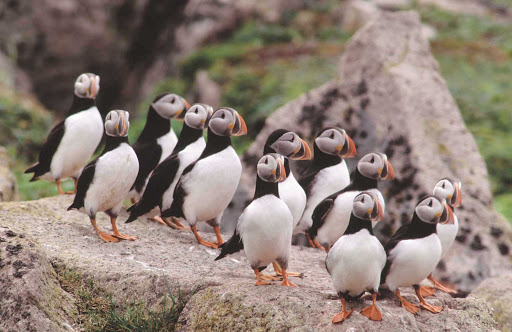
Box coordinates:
[241,11,512,293]
[0,146,16,202]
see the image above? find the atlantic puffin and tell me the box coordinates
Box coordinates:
[125,104,213,227]
[380,196,455,314]
[421,178,462,296]
[296,128,356,244]
[216,154,296,287]
[160,107,247,248]
[309,152,394,252]
[326,192,386,323]
[68,110,139,242]
[25,73,103,194]
[127,93,190,203]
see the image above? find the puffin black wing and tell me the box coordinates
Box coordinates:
[25,120,65,180]
[130,141,162,193]
[297,167,319,197]
[126,154,180,223]
[308,197,335,239]
[67,158,98,211]
[215,229,243,260]
[160,160,198,218]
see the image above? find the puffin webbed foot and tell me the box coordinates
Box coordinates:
[419,286,435,297]
[254,268,273,286]
[191,226,219,248]
[415,286,443,314]
[332,298,353,324]
[428,275,458,294]
[273,262,303,278]
[395,290,419,314]
[279,269,297,287]
[360,293,382,321]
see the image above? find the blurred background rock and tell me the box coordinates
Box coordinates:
[0,0,511,226]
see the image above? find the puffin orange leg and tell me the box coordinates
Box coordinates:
[272,262,303,278]
[111,217,137,240]
[130,197,137,205]
[313,239,327,252]
[260,272,282,281]
[90,218,119,243]
[56,179,65,195]
[254,268,272,286]
[415,286,443,313]
[191,225,218,248]
[428,274,458,294]
[279,268,297,287]
[64,178,78,194]
[360,293,383,321]
[395,289,419,314]
[213,225,224,246]
[151,216,171,227]
[332,298,353,324]
[171,217,190,230]
[306,234,317,248]
[419,285,435,297]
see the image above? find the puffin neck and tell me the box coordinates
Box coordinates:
[68,95,96,115]
[172,123,204,154]
[253,174,279,200]
[262,145,291,177]
[312,143,342,169]
[103,136,129,154]
[344,214,374,236]
[137,106,171,141]
[199,128,232,159]
[352,168,378,190]
[408,213,438,238]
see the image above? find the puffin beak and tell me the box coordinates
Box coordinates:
[370,198,384,221]
[89,76,98,98]
[452,183,462,207]
[277,158,287,181]
[290,138,312,160]
[440,202,455,224]
[231,113,248,136]
[380,159,395,180]
[118,112,128,136]
[339,133,357,158]
[176,98,190,120]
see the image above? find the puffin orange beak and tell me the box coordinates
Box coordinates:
[440,202,455,224]
[371,198,384,222]
[381,160,395,180]
[176,98,190,120]
[231,113,248,136]
[340,133,357,158]
[89,76,98,98]
[453,183,462,208]
[277,157,287,181]
[291,138,312,160]
[118,112,128,136]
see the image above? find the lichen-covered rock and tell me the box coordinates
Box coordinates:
[0,146,16,202]
[241,11,512,293]
[471,272,512,332]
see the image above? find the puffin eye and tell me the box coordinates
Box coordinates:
[361,196,365,203]
[428,199,433,207]
[265,157,268,165]
[370,156,375,163]
[442,182,446,189]
[194,107,199,114]
[290,135,295,142]
[221,112,225,119]
[329,132,335,139]
[170,97,176,104]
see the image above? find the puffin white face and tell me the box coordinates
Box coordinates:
[352,192,384,222]
[415,196,455,225]
[209,107,248,137]
[74,73,100,99]
[433,178,462,208]
[269,131,312,160]
[315,128,356,158]
[257,153,286,183]
[184,104,214,130]
[105,110,130,137]
[152,93,190,120]
[357,152,395,180]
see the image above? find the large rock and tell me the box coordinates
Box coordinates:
[241,11,512,293]
[0,147,16,202]
[0,196,499,331]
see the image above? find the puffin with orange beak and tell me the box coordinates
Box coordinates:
[326,192,386,323]
[161,107,247,248]
[296,128,356,241]
[68,110,139,243]
[25,73,103,195]
[420,178,462,296]
[380,196,455,315]
[309,152,394,252]
[127,93,190,204]
[216,154,296,287]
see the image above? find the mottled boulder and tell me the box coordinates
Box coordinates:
[0,146,16,202]
[0,196,498,331]
[241,11,512,293]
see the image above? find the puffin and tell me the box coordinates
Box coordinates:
[309,152,394,252]
[215,153,296,287]
[326,192,386,323]
[68,110,139,242]
[380,195,455,314]
[160,107,247,248]
[421,178,462,296]
[25,73,103,194]
[127,93,190,203]
[125,104,213,227]
[295,127,356,245]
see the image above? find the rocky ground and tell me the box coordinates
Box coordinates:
[0,195,501,331]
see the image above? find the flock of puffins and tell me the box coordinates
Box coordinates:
[25,73,463,324]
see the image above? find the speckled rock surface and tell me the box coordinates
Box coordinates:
[241,10,512,294]
[0,146,16,202]
[0,196,499,331]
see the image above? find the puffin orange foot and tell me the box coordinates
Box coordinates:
[360,305,382,321]
[112,232,137,241]
[197,239,218,249]
[420,302,443,313]
[171,217,190,230]
[255,280,272,286]
[151,216,170,226]
[395,290,419,314]
[260,273,282,281]
[332,310,353,324]
[419,286,435,297]
[279,269,297,287]
[98,232,120,243]
[64,190,76,195]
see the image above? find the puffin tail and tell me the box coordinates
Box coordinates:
[125,197,155,223]
[215,231,243,261]
[67,200,81,211]
[24,163,41,181]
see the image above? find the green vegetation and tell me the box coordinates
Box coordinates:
[57,267,189,331]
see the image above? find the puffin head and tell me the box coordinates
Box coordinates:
[105,110,130,137]
[151,93,190,120]
[415,195,455,225]
[184,104,214,130]
[357,152,395,180]
[209,107,248,136]
[352,191,384,222]
[266,129,311,160]
[433,178,462,208]
[74,73,100,99]
[315,127,356,158]
[257,153,287,183]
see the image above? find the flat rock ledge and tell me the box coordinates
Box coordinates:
[0,196,500,331]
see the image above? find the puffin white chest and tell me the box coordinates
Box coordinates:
[385,233,442,290]
[278,172,306,227]
[437,215,459,258]
[157,129,178,163]
[318,190,359,246]
[50,107,103,179]
[182,146,241,223]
